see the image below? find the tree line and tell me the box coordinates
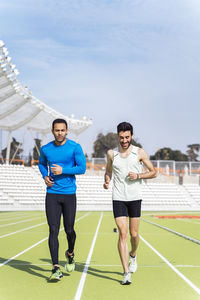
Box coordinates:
[92,133,199,161]
[1,133,199,163]
[1,138,41,164]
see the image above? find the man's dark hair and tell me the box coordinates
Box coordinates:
[52,118,68,130]
[117,122,133,135]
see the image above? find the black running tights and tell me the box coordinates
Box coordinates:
[45,193,76,265]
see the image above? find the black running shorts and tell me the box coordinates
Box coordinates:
[113,200,142,218]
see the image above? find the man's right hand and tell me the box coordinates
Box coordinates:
[44,176,54,187]
[103,174,110,189]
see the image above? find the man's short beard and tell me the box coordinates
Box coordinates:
[120,141,132,148]
[55,136,66,144]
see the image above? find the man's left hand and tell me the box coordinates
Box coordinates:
[128,172,138,180]
[51,164,63,175]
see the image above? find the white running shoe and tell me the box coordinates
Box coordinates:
[129,254,137,273]
[121,272,131,285]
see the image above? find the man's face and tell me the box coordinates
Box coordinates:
[118,131,133,149]
[52,123,68,144]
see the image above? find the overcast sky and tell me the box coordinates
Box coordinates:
[0,0,200,157]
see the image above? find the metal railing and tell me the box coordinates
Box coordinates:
[1,158,200,176]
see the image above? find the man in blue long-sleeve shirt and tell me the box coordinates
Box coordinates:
[39,118,86,281]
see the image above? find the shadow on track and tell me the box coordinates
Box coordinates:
[0,257,69,283]
[1,257,121,284]
[41,258,122,283]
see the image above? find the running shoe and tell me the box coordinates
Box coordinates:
[49,267,63,281]
[65,251,75,272]
[129,253,137,273]
[121,272,131,285]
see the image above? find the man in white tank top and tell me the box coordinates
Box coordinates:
[103,122,157,285]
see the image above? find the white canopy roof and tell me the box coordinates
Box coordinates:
[0,41,92,135]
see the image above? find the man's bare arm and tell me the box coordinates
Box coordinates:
[103,150,113,189]
[128,148,157,180]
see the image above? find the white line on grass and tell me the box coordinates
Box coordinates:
[140,235,200,295]
[142,212,187,217]
[0,216,45,228]
[177,218,200,225]
[0,222,46,239]
[0,213,90,267]
[176,265,200,268]
[142,218,200,245]
[85,264,200,268]
[0,237,48,267]
[5,263,200,268]
[142,212,200,217]
[74,212,103,300]
[0,213,37,222]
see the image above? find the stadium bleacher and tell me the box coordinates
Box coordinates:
[183,184,200,206]
[0,165,200,211]
[0,165,46,209]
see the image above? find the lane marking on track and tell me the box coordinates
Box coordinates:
[0,213,90,267]
[142,212,200,217]
[0,222,46,239]
[3,263,200,268]
[0,216,45,228]
[177,218,200,225]
[176,265,200,268]
[140,235,200,295]
[142,218,200,245]
[74,212,103,300]
[81,264,200,268]
[0,213,39,222]
[142,212,190,217]
[83,264,200,268]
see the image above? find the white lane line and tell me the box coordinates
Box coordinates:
[0,216,45,228]
[142,212,186,217]
[74,212,103,300]
[4,263,200,268]
[142,218,200,245]
[176,265,200,268]
[0,213,39,222]
[84,264,200,268]
[0,222,46,239]
[140,235,200,295]
[5,263,52,266]
[0,213,90,267]
[0,237,48,267]
[77,264,200,268]
[142,212,200,217]
[177,218,200,225]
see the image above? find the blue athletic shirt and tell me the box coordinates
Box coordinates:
[39,139,86,194]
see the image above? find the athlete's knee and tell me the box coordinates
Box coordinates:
[49,224,59,236]
[119,229,128,241]
[130,230,139,239]
[65,228,76,238]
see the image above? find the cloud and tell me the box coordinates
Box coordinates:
[1,0,200,157]
[3,0,200,66]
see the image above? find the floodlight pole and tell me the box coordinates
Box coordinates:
[41,133,46,146]
[6,130,12,164]
[75,134,79,143]
[173,161,176,176]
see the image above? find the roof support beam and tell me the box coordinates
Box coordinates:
[0,99,27,120]
[5,130,12,164]
[0,41,92,136]
[41,133,46,146]
[0,81,10,89]
[0,90,15,103]
[0,108,42,131]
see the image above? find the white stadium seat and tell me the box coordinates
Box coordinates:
[0,165,200,211]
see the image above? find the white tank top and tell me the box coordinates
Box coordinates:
[112,145,142,201]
